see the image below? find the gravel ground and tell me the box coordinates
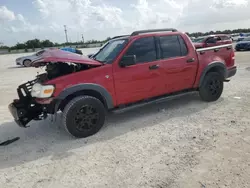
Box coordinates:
[0,49,250,188]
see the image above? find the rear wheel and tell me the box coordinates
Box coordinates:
[23,59,32,67]
[199,72,224,102]
[62,96,106,138]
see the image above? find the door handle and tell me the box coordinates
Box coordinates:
[186,58,195,63]
[149,64,159,70]
[214,48,219,52]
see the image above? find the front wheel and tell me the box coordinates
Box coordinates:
[62,96,106,138]
[199,72,224,102]
[23,59,32,67]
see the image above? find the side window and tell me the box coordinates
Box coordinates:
[125,37,156,63]
[178,36,188,56]
[221,36,230,40]
[159,35,181,59]
[206,37,216,43]
[216,36,222,41]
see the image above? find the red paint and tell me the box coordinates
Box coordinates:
[193,34,232,49]
[40,31,235,108]
[32,49,102,66]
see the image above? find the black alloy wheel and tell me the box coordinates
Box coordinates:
[208,79,221,96]
[62,96,106,138]
[199,72,224,102]
[74,105,100,132]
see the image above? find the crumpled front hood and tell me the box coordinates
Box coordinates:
[31,48,102,67]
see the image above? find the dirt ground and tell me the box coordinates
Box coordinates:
[0,49,250,188]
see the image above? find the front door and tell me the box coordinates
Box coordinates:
[113,36,165,105]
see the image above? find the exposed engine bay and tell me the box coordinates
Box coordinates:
[36,62,93,82]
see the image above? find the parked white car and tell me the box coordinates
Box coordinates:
[15,50,46,67]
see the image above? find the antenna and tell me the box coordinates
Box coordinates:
[64,25,69,43]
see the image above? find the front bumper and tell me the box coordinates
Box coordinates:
[8,98,58,128]
[16,60,22,65]
[8,79,56,128]
[8,99,44,128]
[8,102,23,127]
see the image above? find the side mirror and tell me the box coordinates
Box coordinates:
[119,55,136,67]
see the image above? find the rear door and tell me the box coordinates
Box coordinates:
[113,36,165,105]
[157,35,198,93]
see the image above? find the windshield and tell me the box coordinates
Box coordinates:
[192,37,206,43]
[90,41,110,58]
[242,37,250,41]
[94,39,128,63]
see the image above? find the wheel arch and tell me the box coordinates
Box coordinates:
[56,83,114,111]
[199,62,226,87]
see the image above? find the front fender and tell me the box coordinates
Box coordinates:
[56,83,114,109]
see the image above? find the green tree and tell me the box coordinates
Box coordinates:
[13,43,26,49]
[25,39,41,48]
[0,45,9,49]
[41,40,54,47]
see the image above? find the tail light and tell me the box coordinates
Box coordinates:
[231,50,235,59]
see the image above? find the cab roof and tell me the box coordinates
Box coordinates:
[110,28,179,41]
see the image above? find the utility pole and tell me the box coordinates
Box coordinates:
[64,25,68,43]
[82,34,84,43]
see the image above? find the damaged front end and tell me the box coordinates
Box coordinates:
[8,48,103,128]
[8,79,47,127]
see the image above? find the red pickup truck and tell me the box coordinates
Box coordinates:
[192,34,232,49]
[8,28,237,138]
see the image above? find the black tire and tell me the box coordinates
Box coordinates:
[199,72,224,102]
[23,59,32,67]
[62,96,106,138]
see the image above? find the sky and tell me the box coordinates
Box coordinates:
[0,0,250,46]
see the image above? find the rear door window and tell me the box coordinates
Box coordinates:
[220,35,231,41]
[206,37,216,43]
[159,35,188,59]
[215,36,222,41]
